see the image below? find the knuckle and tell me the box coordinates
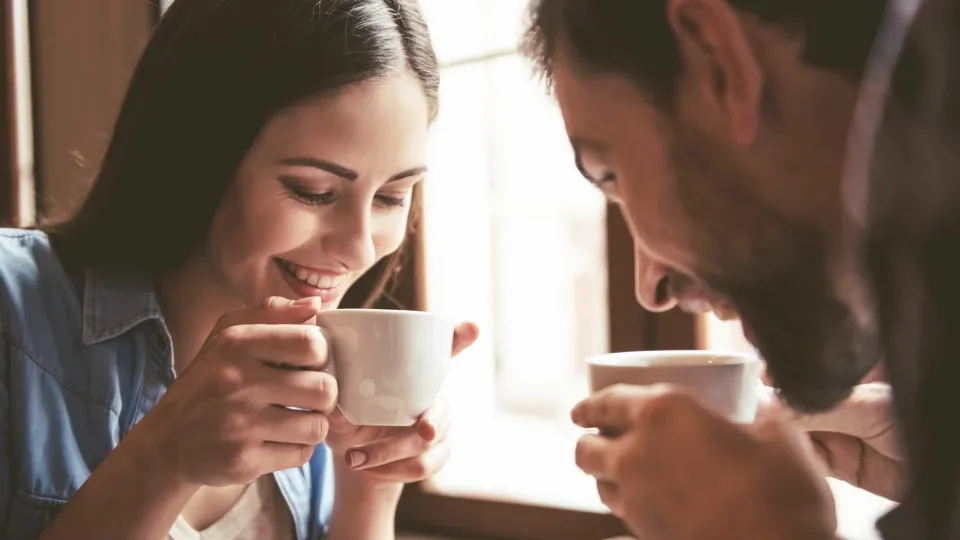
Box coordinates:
[298,327,328,360]
[226,445,259,479]
[298,444,315,466]
[214,366,246,396]
[307,415,329,444]
[574,440,589,470]
[216,325,246,350]
[220,411,249,439]
[642,389,696,427]
[314,374,338,409]
[610,452,631,479]
[261,296,288,310]
[407,457,429,478]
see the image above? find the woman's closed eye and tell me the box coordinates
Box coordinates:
[284,183,409,208]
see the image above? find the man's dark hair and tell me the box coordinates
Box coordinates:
[522,0,887,104]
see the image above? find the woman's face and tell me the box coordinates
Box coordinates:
[205,71,430,309]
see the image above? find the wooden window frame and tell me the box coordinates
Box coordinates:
[0,0,20,225]
[27,0,156,223]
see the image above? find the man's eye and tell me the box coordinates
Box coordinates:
[597,173,621,201]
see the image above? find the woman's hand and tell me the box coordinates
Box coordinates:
[324,321,480,485]
[140,296,336,487]
[758,382,904,500]
[324,321,479,540]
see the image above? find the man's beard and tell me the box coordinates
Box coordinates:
[669,123,880,413]
[708,269,879,413]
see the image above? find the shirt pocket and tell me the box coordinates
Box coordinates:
[6,490,67,540]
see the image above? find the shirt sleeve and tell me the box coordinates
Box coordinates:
[0,332,12,532]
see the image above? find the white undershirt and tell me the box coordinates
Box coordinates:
[168,476,295,540]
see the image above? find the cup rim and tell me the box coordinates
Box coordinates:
[318,308,448,317]
[587,349,760,368]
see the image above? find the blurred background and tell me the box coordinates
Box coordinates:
[0,1,888,539]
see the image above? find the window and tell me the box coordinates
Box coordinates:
[416,0,614,518]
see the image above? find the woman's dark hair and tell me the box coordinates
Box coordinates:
[46,0,439,307]
[522,0,886,107]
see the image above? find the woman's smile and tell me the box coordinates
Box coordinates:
[275,257,351,303]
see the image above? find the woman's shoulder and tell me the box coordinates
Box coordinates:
[0,228,78,347]
[0,228,62,300]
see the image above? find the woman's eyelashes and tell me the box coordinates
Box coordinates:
[283,183,408,208]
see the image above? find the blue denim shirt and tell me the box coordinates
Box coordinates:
[0,229,333,539]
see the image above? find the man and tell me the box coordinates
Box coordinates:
[521,0,947,538]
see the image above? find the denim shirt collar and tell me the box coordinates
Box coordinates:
[81,270,164,345]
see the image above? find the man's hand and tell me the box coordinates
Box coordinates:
[573,385,837,540]
[760,383,904,501]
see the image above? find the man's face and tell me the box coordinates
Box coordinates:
[551,27,879,413]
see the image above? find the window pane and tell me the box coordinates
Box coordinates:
[420,0,526,65]
[486,54,608,419]
[422,58,498,426]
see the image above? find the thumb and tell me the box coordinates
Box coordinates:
[210,296,323,336]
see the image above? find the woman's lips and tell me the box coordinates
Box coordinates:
[274,258,349,303]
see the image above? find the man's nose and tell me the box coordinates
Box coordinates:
[634,249,678,312]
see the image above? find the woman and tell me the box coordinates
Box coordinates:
[0,0,477,538]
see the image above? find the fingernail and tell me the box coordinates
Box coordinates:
[347,450,366,468]
[294,297,321,307]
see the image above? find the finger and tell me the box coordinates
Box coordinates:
[787,383,901,459]
[575,433,618,480]
[360,440,451,482]
[415,400,451,442]
[572,384,661,431]
[257,407,330,446]
[451,321,480,357]
[252,365,338,413]
[262,442,317,472]
[596,480,621,514]
[327,408,360,436]
[346,430,433,470]
[211,296,323,335]
[218,324,329,369]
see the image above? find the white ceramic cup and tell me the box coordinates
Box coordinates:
[315,309,455,427]
[587,350,764,423]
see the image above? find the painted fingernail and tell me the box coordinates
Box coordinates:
[348,450,367,468]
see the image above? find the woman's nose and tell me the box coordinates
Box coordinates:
[321,204,377,272]
[634,249,678,312]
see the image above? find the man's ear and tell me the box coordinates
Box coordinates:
[666,0,762,145]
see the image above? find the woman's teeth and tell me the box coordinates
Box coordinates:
[279,260,346,289]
